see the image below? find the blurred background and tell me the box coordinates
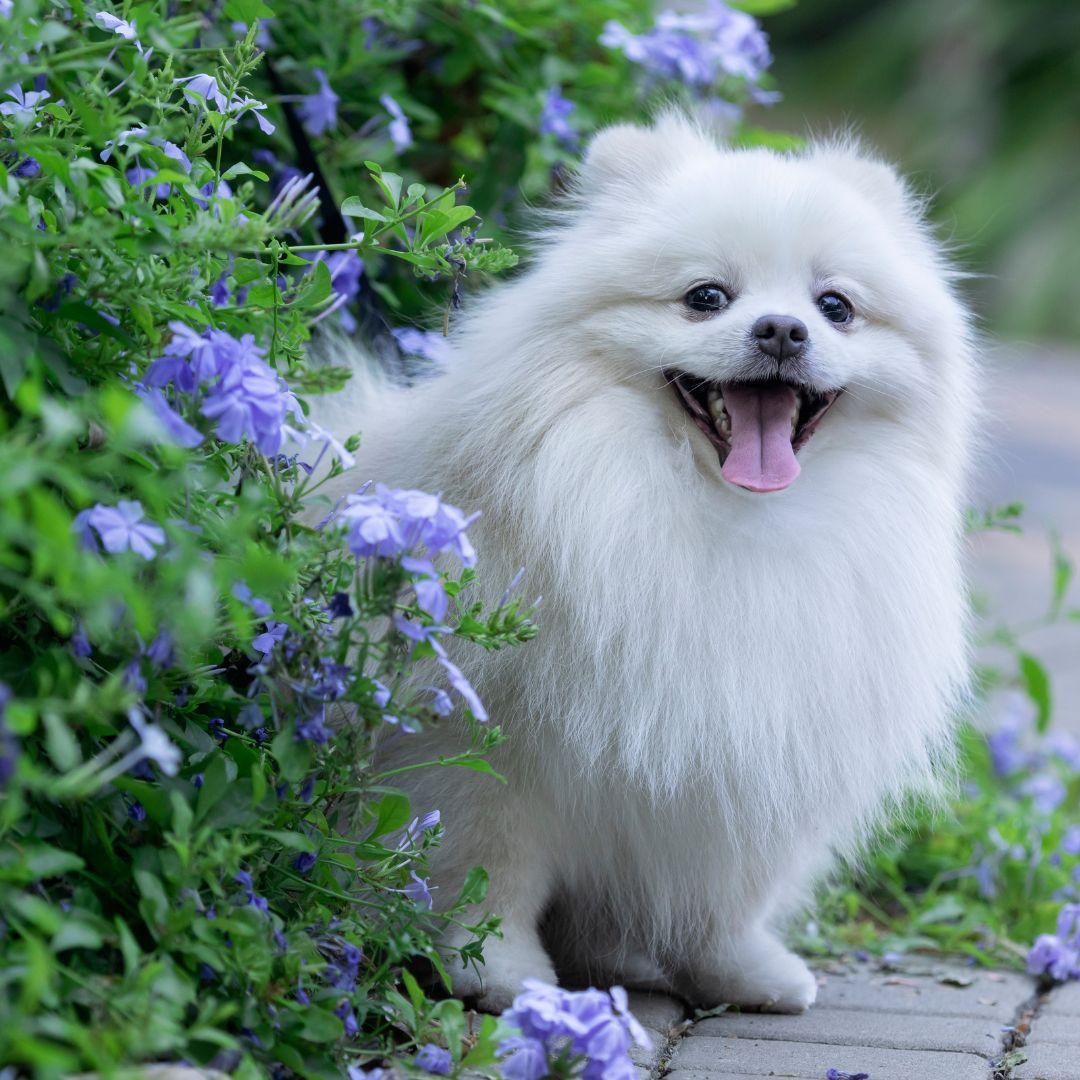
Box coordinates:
[764,0,1080,731]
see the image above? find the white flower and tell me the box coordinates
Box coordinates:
[128,708,181,776]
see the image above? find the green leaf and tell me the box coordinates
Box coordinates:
[1018,651,1052,733]
[42,711,81,771]
[340,197,387,222]
[292,259,333,310]
[53,302,135,345]
[298,1007,344,1042]
[196,755,230,823]
[367,793,411,838]
[1050,538,1073,618]
[456,866,488,907]
[271,727,312,782]
[374,171,403,209]
[22,844,85,881]
[223,0,275,21]
[401,968,426,1016]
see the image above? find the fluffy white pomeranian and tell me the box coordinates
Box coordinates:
[316,114,975,1012]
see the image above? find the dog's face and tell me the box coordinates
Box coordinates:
[543,118,971,493]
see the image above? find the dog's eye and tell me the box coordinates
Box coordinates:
[817,292,853,325]
[685,284,728,314]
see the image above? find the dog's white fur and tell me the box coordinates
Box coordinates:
[316,115,975,1012]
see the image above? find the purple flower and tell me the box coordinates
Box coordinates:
[199,336,301,456]
[539,86,577,147]
[437,654,488,722]
[136,387,204,448]
[404,871,433,909]
[413,1044,452,1075]
[326,941,362,990]
[143,629,175,669]
[210,273,230,307]
[391,327,452,365]
[0,684,16,788]
[1063,826,1080,856]
[70,625,92,658]
[127,800,147,822]
[0,84,50,118]
[600,2,773,93]
[987,719,1028,777]
[234,870,269,913]
[76,501,166,560]
[1021,773,1067,814]
[123,659,147,696]
[12,156,39,178]
[176,73,231,111]
[424,687,453,717]
[233,581,273,618]
[296,710,333,744]
[825,1071,870,1080]
[292,851,318,874]
[500,981,650,1078]
[400,810,441,850]
[1028,903,1080,982]
[253,621,288,655]
[94,11,138,41]
[334,1000,359,1037]
[342,497,407,559]
[498,1035,548,1080]
[328,592,353,619]
[299,68,339,136]
[1048,731,1080,770]
[380,93,412,152]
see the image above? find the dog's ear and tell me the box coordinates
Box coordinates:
[811,146,918,221]
[580,113,715,194]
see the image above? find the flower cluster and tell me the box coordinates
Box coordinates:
[498,980,650,1080]
[1028,903,1080,982]
[144,322,301,456]
[340,484,476,569]
[601,2,774,99]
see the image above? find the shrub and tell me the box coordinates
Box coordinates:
[0,0,787,1075]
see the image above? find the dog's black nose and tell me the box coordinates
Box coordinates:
[752,315,809,361]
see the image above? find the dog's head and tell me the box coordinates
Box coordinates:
[532,114,974,494]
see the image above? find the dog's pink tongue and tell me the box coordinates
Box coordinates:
[720,382,800,493]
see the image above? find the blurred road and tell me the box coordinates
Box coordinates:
[970,343,1080,732]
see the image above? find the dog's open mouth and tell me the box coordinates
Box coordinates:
[665,369,842,493]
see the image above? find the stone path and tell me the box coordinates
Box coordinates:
[627,962,1080,1080]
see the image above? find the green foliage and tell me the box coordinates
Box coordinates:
[0,0,786,1076]
[801,533,1080,971]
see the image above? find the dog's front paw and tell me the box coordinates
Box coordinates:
[683,932,818,1014]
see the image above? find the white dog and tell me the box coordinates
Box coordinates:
[317,114,975,1013]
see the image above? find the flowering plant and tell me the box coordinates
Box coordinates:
[0,0,795,1075]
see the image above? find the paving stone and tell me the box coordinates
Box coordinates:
[626,991,686,1032]
[630,1028,666,1070]
[667,1036,988,1079]
[1028,1015,1080,1046]
[813,964,1033,1022]
[1014,1038,1080,1080]
[691,1006,1002,1056]
[1044,983,1080,1019]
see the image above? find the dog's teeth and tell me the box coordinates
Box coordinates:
[707,391,724,420]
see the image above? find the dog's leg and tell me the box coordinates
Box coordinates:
[677,920,817,1014]
[439,871,557,1013]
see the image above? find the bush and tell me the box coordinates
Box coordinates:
[0,1,787,1075]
